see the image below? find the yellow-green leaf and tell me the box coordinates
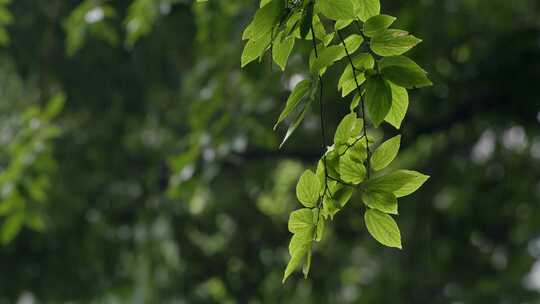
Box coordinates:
[364,209,402,249]
[371,135,401,171]
[296,169,321,207]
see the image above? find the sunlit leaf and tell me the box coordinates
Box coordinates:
[317,0,356,20]
[370,29,421,57]
[366,170,430,197]
[363,14,396,37]
[362,190,398,214]
[371,135,401,171]
[275,79,311,129]
[364,209,402,249]
[385,83,409,128]
[296,169,321,207]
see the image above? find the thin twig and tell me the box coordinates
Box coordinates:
[310,21,329,240]
[327,175,356,188]
[336,30,372,179]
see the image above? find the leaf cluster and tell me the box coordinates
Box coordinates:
[238,0,433,282]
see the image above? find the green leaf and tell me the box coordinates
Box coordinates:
[384,83,409,128]
[329,181,354,207]
[273,34,295,71]
[283,231,312,283]
[241,32,271,67]
[350,93,361,112]
[339,155,366,184]
[355,0,380,22]
[370,29,421,57]
[279,99,312,148]
[315,159,326,194]
[322,197,340,220]
[364,209,402,249]
[366,170,430,197]
[283,248,306,283]
[380,56,433,88]
[339,72,365,97]
[339,34,364,56]
[363,14,396,37]
[302,249,312,278]
[337,53,373,97]
[371,135,401,171]
[365,75,392,127]
[317,0,356,20]
[296,169,321,207]
[321,181,353,219]
[335,19,353,30]
[310,35,363,75]
[310,44,343,74]
[289,229,313,254]
[275,79,311,129]
[242,1,282,41]
[288,208,315,233]
[308,15,328,41]
[324,149,341,180]
[362,190,398,214]
[334,113,362,144]
[347,139,368,162]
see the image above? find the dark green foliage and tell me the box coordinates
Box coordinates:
[0,0,539,303]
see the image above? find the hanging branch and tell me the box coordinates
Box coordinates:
[236,0,433,283]
[336,29,372,179]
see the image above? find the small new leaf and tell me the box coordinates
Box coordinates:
[364,209,402,249]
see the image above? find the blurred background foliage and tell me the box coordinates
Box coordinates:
[0,0,540,303]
